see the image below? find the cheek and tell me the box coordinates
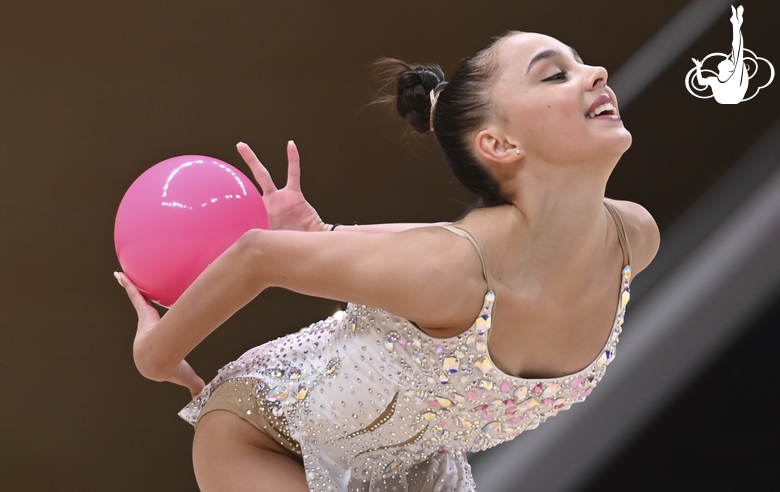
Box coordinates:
[522,104,585,150]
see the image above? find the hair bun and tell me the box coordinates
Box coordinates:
[375,58,446,134]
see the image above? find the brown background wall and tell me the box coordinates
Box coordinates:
[1,1,777,490]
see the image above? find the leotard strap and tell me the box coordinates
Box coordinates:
[440,225,497,293]
[443,202,631,291]
[603,201,633,268]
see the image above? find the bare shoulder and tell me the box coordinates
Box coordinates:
[452,205,527,272]
[457,204,519,240]
[605,199,660,274]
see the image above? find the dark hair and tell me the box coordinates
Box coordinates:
[376,32,520,207]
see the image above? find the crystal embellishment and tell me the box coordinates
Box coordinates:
[325,358,341,376]
[178,245,631,491]
[296,385,309,400]
[443,357,459,373]
[267,386,288,402]
[474,356,493,374]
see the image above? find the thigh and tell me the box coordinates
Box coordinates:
[192,410,309,492]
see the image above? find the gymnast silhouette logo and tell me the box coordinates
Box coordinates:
[685,5,774,104]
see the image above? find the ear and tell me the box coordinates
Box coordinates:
[474,128,525,164]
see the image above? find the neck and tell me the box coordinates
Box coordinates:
[503,157,615,272]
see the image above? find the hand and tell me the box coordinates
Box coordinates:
[115,272,205,397]
[238,141,329,232]
[692,58,702,67]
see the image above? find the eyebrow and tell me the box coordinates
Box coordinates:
[526,47,582,74]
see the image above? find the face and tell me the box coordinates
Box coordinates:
[487,33,631,165]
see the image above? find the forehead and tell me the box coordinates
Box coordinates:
[495,32,578,69]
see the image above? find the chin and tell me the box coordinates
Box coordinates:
[603,126,632,156]
[616,128,632,153]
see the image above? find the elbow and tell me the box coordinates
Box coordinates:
[234,228,267,258]
[133,345,164,382]
[232,227,271,287]
[132,334,175,382]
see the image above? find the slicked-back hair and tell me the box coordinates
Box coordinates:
[376,32,521,207]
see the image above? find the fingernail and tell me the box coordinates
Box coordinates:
[288,140,294,145]
[114,271,124,287]
[237,141,245,146]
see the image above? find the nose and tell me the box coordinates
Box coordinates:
[587,65,608,89]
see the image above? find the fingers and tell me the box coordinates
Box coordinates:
[115,272,154,318]
[237,142,277,194]
[285,140,302,192]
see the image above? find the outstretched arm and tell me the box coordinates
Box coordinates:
[123,226,485,385]
[329,222,450,233]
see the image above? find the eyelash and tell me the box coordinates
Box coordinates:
[543,70,568,82]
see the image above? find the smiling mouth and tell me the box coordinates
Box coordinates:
[586,102,617,118]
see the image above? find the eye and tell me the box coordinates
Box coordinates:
[543,70,568,82]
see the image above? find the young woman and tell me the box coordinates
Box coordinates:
[117,31,660,492]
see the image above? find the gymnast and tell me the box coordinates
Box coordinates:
[117,30,660,491]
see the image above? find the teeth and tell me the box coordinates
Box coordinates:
[587,102,616,118]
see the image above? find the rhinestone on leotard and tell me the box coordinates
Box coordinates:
[179,246,631,491]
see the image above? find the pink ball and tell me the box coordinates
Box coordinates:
[115,155,269,307]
